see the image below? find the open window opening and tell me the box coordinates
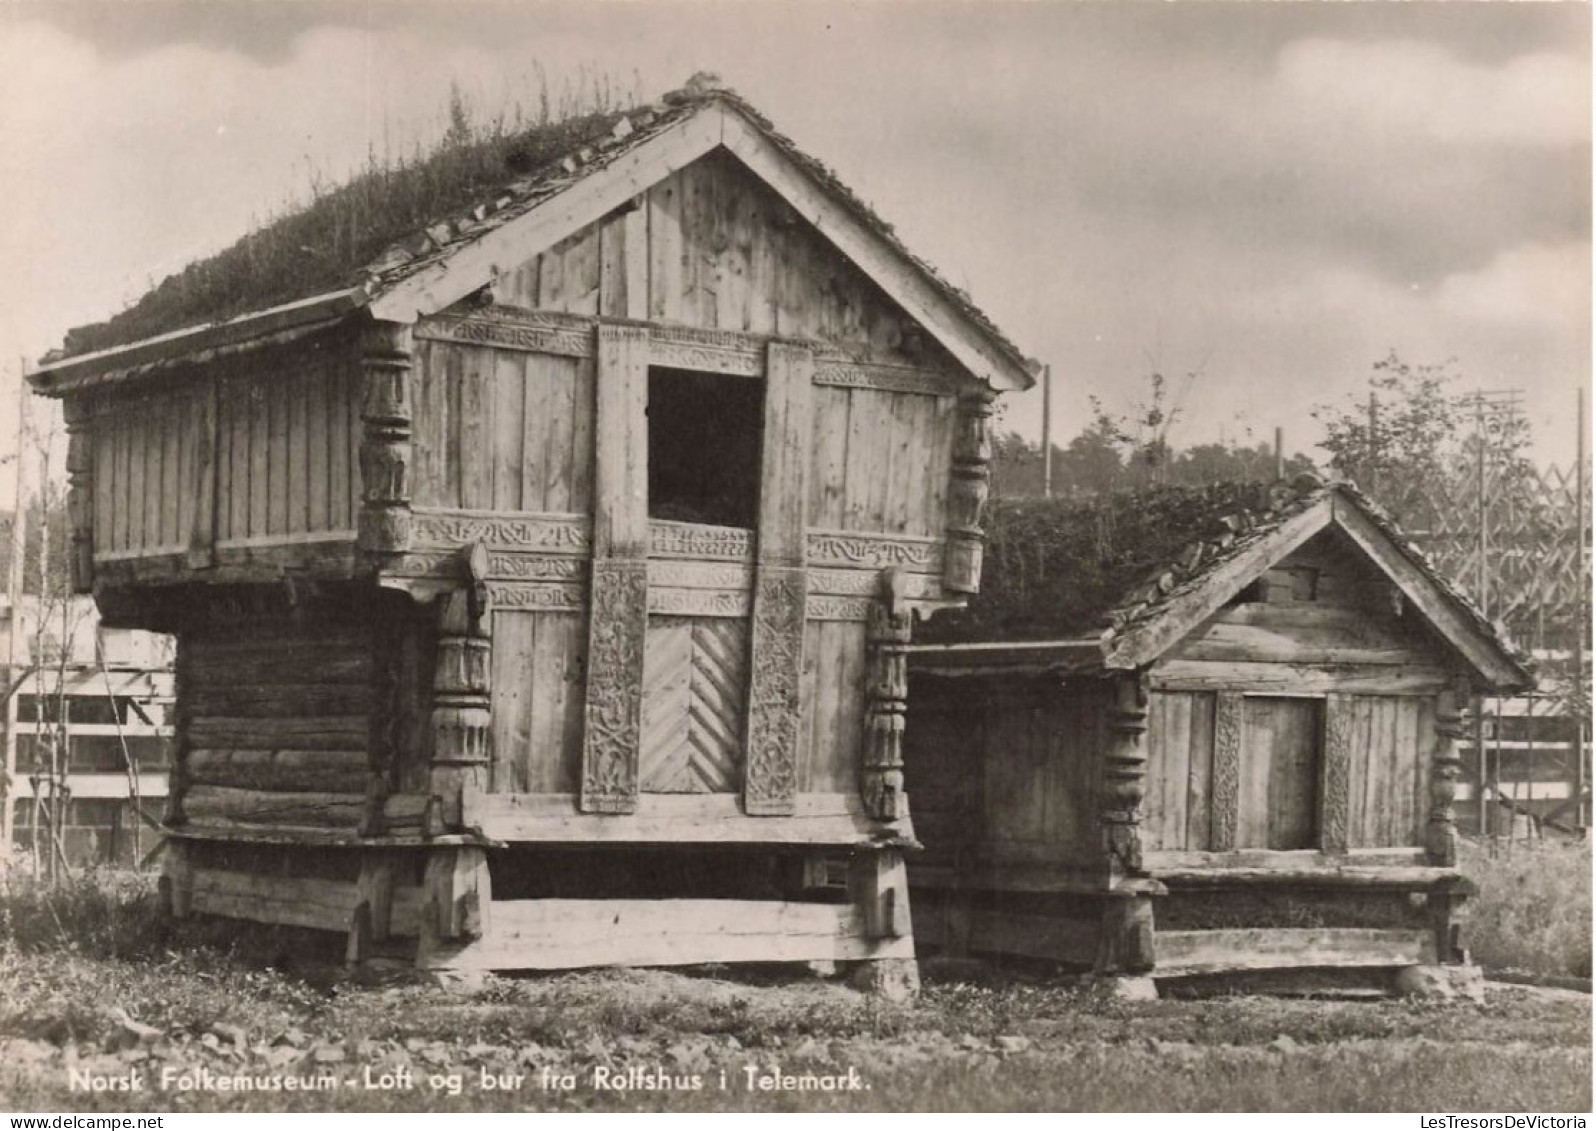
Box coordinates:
[647,367,764,528]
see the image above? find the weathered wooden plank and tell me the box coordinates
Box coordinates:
[458,346,495,510]
[489,350,525,511]
[159,390,180,548]
[647,175,682,323]
[1210,691,1242,852]
[184,681,371,717]
[187,378,218,568]
[93,408,115,554]
[189,866,359,932]
[329,363,353,530]
[1185,691,1215,852]
[474,790,911,846]
[1170,614,1428,668]
[1145,847,1429,871]
[1154,927,1436,977]
[744,341,813,815]
[539,353,579,513]
[186,748,370,793]
[287,368,309,535]
[592,325,649,556]
[1150,865,1460,889]
[490,610,535,794]
[567,355,596,514]
[598,211,626,318]
[306,363,330,531]
[267,374,290,535]
[1149,660,1451,696]
[247,371,270,538]
[213,380,233,544]
[1320,693,1352,853]
[442,343,464,507]
[183,786,367,829]
[428,896,913,972]
[126,401,147,550]
[186,715,370,751]
[1256,697,1320,851]
[841,388,880,532]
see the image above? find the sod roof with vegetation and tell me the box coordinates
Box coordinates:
[919,475,1532,682]
[50,73,1030,378]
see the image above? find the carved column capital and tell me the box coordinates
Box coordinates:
[944,391,995,595]
[862,569,914,821]
[358,320,415,557]
[1101,670,1151,877]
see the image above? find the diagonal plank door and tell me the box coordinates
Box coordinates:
[640,617,750,792]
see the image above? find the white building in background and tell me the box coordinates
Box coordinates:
[1,595,174,867]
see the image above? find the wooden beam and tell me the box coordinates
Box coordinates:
[744,341,812,815]
[418,896,915,972]
[1105,499,1333,669]
[1148,660,1451,696]
[1330,496,1532,692]
[473,791,916,847]
[1154,928,1436,977]
[719,110,1031,392]
[580,324,650,814]
[1145,847,1429,871]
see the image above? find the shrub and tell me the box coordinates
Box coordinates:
[1460,837,1592,979]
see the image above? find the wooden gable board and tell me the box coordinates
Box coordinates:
[369,101,1032,391]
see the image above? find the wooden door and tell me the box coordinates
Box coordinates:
[1237,696,1322,850]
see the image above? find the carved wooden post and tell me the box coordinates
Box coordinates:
[357,321,415,557]
[944,391,993,594]
[427,547,492,837]
[862,569,912,821]
[1101,672,1150,878]
[61,395,94,593]
[1209,691,1243,852]
[1319,693,1352,854]
[1428,680,1469,867]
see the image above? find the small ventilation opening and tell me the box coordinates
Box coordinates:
[647,367,763,527]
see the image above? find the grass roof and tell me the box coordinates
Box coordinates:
[919,480,1296,644]
[56,99,640,359]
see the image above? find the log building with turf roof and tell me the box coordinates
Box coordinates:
[907,475,1534,991]
[26,74,1034,993]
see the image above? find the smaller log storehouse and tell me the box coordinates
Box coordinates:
[907,476,1534,987]
[26,75,1034,991]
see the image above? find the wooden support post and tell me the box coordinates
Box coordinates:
[60,395,95,593]
[164,637,193,826]
[161,839,195,919]
[1319,692,1352,854]
[1100,672,1150,878]
[357,321,415,557]
[416,845,492,971]
[862,569,912,821]
[1429,681,1468,867]
[1429,875,1475,966]
[427,576,491,837]
[944,391,994,594]
[1096,893,1156,975]
[848,848,919,1001]
[744,341,812,815]
[580,324,650,814]
[348,851,398,965]
[1210,691,1243,852]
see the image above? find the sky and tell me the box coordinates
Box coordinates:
[0,0,1589,501]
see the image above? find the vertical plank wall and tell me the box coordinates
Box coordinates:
[91,340,361,562]
[1143,691,1217,852]
[466,148,960,801]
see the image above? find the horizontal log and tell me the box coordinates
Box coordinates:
[184,654,373,687]
[420,897,915,972]
[968,910,1101,965]
[1144,848,1427,871]
[473,792,916,847]
[186,748,372,794]
[94,540,359,586]
[184,685,373,718]
[908,862,1165,896]
[183,785,367,829]
[1152,867,1465,891]
[189,866,359,933]
[1154,927,1436,977]
[186,715,370,751]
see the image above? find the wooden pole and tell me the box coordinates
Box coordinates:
[1041,364,1053,498]
[2,365,27,866]
[1577,385,1588,827]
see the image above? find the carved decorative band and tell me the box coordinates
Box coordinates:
[487,581,587,610]
[416,315,593,359]
[648,560,754,590]
[805,595,875,621]
[744,567,808,815]
[648,587,751,617]
[808,568,943,600]
[806,531,943,573]
[813,363,955,397]
[412,510,591,553]
[649,521,755,561]
[580,560,649,814]
[383,550,587,582]
[649,335,763,378]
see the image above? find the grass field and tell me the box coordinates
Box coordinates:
[0,852,1587,1113]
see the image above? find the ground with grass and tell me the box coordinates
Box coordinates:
[0,855,1588,1114]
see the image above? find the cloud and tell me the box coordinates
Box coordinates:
[1436,242,1592,330]
[1278,38,1589,148]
